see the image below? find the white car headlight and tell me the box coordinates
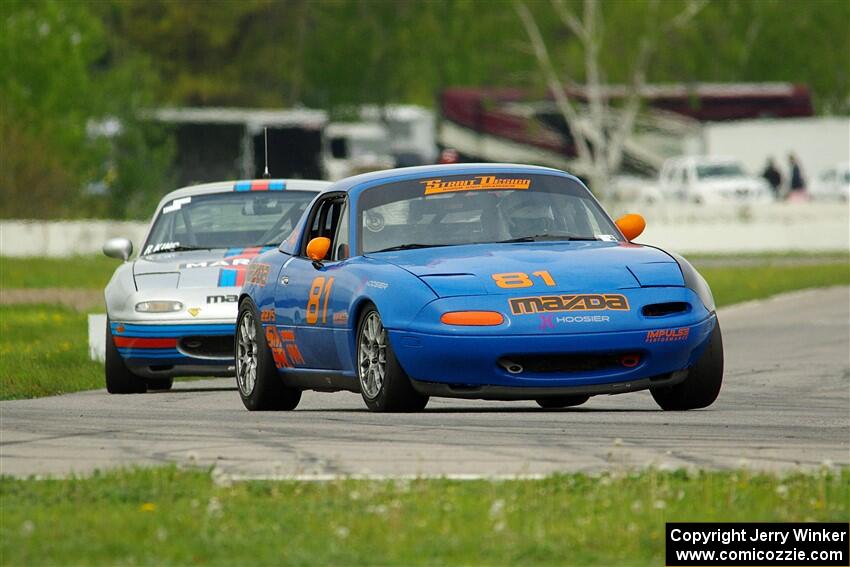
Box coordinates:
[135,300,183,313]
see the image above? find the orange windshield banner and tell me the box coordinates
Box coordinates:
[422,175,531,195]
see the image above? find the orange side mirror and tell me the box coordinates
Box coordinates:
[306,237,331,262]
[615,213,646,241]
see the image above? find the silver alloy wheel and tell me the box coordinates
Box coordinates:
[236,310,258,396]
[358,311,387,399]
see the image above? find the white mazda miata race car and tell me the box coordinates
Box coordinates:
[102,179,328,393]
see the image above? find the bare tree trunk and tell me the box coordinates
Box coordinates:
[516,0,707,203]
[514,1,593,172]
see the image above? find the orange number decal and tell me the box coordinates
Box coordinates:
[492,272,533,288]
[306,277,325,324]
[492,271,557,288]
[307,276,335,325]
[532,271,556,286]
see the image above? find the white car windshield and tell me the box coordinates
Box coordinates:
[357,173,621,254]
[143,191,315,255]
[696,163,745,179]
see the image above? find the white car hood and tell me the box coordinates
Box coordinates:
[133,248,270,289]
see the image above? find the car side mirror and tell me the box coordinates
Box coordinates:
[103,237,133,261]
[306,237,331,265]
[615,214,646,241]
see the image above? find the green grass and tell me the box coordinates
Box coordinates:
[0,467,846,566]
[689,251,850,262]
[703,263,849,307]
[0,255,120,289]
[0,305,103,399]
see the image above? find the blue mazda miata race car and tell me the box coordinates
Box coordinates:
[237,164,723,412]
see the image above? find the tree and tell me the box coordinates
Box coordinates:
[0,0,173,219]
[514,0,707,197]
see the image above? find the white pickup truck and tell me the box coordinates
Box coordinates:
[658,156,773,204]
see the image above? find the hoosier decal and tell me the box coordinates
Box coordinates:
[422,175,531,195]
[509,294,629,315]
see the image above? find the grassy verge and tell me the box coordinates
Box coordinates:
[703,263,849,307]
[1,467,846,566]
[0,305,103,399]
[0,255,120,289]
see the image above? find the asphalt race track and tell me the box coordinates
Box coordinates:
[2,287,848,478]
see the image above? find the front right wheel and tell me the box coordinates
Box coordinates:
[236,300,301,411]
[357,306,428,412]
[651,321,724,410]
[105,317,147,394]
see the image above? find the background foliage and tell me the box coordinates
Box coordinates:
[1,0,848,219]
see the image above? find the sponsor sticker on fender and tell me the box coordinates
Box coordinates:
[245,263,271,286]
[422,175,531,195]
[645,328,690,343]
[510,294,629,315]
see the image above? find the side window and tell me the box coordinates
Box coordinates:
[303,196,346,259]
[333,203,350,261]
[680,166,689,184]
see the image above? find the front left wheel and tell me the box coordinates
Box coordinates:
[236,300,301,411]
[357,306,428,412]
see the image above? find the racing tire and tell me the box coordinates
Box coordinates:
[105,318,147,394]
[147,378,174,391]
[651,320,724,411]
[357,306,428,412]
[535,395,590,409]
[236,299,301,411]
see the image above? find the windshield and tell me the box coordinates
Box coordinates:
[357,173,621,254]
[143,191,315,255]
[696,163,745,179]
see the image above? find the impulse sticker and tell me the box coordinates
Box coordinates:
[645,328,690,343]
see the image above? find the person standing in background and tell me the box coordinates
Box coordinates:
[762,157,782,199]
[788,154,807,200]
